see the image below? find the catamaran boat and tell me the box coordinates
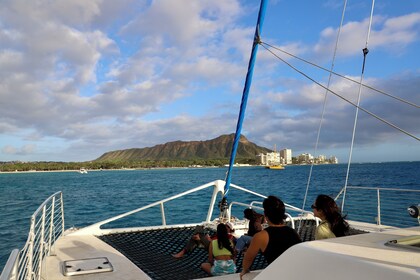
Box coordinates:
[1,180,419,280]
[1,0,419,279]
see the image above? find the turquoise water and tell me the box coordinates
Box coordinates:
[0,162,419,270]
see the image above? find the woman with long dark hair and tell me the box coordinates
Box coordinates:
[235,208,264,254]
[200,223,236,276]
[311,194,349,239]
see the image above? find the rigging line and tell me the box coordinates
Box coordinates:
[223,0,268,198]
[342,0,376,212]
[301,0,349,227]
[260,42,419,109]
[259,43,420,141]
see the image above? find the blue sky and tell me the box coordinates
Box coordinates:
[0,0,419,163]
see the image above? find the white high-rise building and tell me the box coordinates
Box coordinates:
[280,149,292,165]
[266,152,280,165]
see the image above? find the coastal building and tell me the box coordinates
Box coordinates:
[280,149,292,165]
[329,156,338,164]
[297,153,314,164]
[257,152,280,165]
[259,150,337,165]
[315,155,326,163]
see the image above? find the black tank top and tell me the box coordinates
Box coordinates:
[263,226,302,264]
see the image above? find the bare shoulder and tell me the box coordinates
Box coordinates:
[252,229,269,250]
[254,229,268,239]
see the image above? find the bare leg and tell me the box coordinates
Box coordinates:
[172,248,186,258]
[173,234,200,258]
[200,262,212,275]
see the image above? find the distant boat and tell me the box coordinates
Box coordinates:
[265,164,285,170]
[79,168,88,174]
[224,163,251,167]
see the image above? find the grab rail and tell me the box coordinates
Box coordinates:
[1,192,65,280]
[335,186,420,229]
[73,180,226,235]
[72,180,273,236]
[0,249,19,280]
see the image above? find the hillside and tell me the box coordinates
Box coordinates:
[96,134,271,161]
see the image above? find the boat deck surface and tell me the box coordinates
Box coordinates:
[42,220,367,280]
[44,233,150,280]
[259,226,420,279]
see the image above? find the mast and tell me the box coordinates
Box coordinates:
[223,0,268,199]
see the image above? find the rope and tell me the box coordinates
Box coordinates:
[301,0,349,225]
[260,42,419,109]
[259,45,420,141]
[341,0,376,212]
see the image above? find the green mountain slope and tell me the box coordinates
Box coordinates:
[96,134,271,161]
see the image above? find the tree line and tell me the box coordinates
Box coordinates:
[0,158,259,172]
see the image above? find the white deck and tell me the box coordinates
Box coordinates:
[43,233,150,280]
[258,226,420,280]
[43,226,254,280]
[41,225,420,280]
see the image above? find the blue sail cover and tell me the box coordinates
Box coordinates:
[224,0,268,197]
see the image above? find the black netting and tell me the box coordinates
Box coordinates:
[97,222,366,279]
[98,226,267,279]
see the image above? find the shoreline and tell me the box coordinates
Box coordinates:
[1,161,416,174]
[0,166,224,174]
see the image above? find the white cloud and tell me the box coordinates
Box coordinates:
[313,13,420,59]
[0,1,418,162]
[2,144,36,155]
[121,0,242,46]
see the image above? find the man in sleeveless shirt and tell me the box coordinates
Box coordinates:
[240,196,301,279]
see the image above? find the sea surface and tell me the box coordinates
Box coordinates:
[1,161,419,270]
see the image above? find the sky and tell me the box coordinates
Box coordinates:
[0,0,419,163]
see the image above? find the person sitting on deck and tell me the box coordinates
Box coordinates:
[240,196,302,279]
[172,225,211,258]
[201,223,237,276]
[235,208,264,254]
[311,194,349,240]
[173,223,235,258]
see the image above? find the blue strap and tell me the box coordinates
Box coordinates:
[224,0,268,197]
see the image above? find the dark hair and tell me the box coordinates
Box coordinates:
[244,208,257,220]
[216,223,234,255]
[263,195,286,225]
[315,194,349,237]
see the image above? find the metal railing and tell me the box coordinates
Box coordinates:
[227,200,314,230]
[335,186,420,229]
[0,192,65,280]
[72,180,227,236]
[73,179,307,236]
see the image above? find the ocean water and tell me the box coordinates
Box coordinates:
[0,162,419,270]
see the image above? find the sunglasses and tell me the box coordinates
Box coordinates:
[311,204,317,209]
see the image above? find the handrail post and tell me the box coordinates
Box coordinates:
[38,205,46,280]
[160,203,166,226]
[227,203,232,222]
[61,192,65,235]
[377,188,381,230]
[206,181,225,223]
[27,216,35,280]
[285,213,295,229]
[48,196,55,255]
